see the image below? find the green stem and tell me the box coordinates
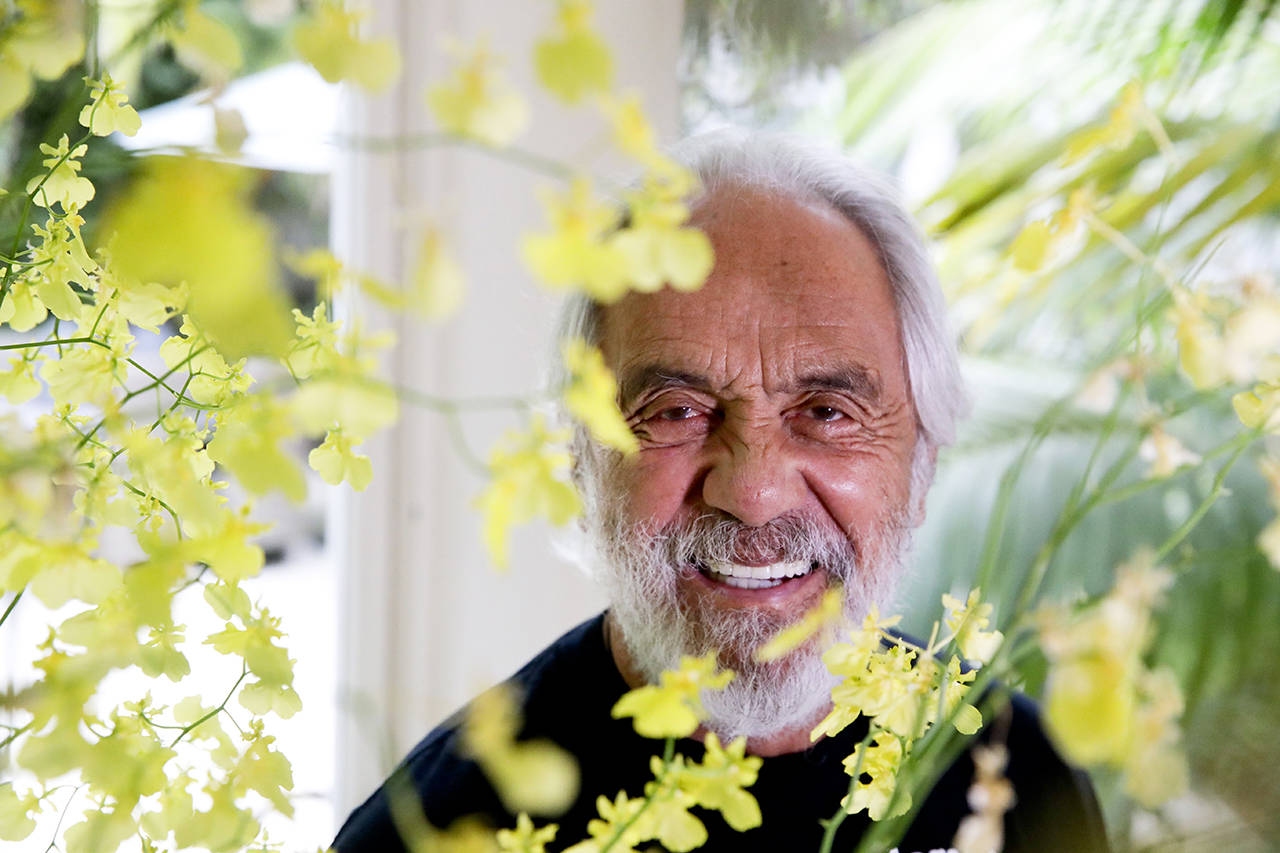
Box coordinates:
[0,589,23,629]
[175,563,209,594]
[122,347,211,405]
[0,720,33,751]
[972,397,1072,595]
[146,372,197,435]
[85,0,100,80]
[599,742,675,853]
[74,345,214,452]
[0,73,102,314]
[819,726,877,853]
[0,336,106,351]
[394,384,542,414]
[102,0,190,66]
[1011,435,1141,616]
[1086,428,1252,510]
[87,297,111,340]
[333,132,590,187]
[1059,384,1132,523]
[0,255,53,269]
[444,411,488,475]
[168,665,248,748]
[43,784,84,853]
[1152,435,1253,563]
[136,712,185,732]
[118,479,183,537]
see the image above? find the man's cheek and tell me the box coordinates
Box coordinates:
[807,459,910,522]
[618,455,699,524]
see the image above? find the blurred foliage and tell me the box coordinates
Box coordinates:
[681,0,930,128]
[744,0,1280,848]
[676,1,1280,849]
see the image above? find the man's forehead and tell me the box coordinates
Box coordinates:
[597,186,906,401]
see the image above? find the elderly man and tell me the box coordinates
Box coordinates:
[334,133,1108,852]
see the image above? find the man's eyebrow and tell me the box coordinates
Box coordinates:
[616,364,882,408]
[789,367,882,401]
[617,364,711,409]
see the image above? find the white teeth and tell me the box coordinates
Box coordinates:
[717,575,784,590]
[706,560,811,582]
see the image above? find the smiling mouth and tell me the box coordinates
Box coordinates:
[698,559,816,590]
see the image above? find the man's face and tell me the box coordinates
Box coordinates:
[586,187,921,736]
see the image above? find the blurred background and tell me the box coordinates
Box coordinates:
[2,1,1277,850]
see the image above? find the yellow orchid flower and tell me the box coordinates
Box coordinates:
[611,652,733,739]
[561,338,638,454]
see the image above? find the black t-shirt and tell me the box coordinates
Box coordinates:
[334,614,1109,852]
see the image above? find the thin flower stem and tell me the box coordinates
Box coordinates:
[332,131,592,187]
[1059,384,1131,522]
[176,564,210,594]
[118,479,183,537]
[0,255,53,269]
[0,71,98,314]
[87,298,111,340]
[168,665,249,748]
[393,384,544,414]
[122,348,212,406]
[973,396,1073,595]
[49,418,186,532]
[0,336,106,351]
[104,0,184,65]
[0,589,23,630]
[856,672,956,853]
[0,720,33,751]
[819,726,876,853]
[1139,107,1179,165]
[43,784,84,853]
[1088,428,1253,510]
[1153,436,1253,563]
[599,740,676,853]
[444,412,489,475]
[137,711,186,731]
[391,383,547,474]
[1011,435,1141,616]
[74,345,214,452]
[1086,211,1178,285]
[85,0,100,79]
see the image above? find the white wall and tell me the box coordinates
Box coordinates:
[330,0,685,821]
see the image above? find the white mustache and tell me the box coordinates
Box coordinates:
[650,512,859,581]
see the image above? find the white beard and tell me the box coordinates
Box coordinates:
[579,488,914,742]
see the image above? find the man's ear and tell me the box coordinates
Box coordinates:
[911,442,938,528]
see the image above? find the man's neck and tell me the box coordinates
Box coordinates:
[604,612,830,758]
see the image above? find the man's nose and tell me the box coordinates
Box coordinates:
[700,433,807,528]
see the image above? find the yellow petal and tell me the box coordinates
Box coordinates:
[105,157,293,358]
[534,30,613,103]
[409,227,466,321]
[168,7,244,80]
[1009,220,1051,272]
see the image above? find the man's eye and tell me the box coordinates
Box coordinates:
[632,402,711,445]
[810,405,843,422]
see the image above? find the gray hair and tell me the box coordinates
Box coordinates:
[556,128,968,454]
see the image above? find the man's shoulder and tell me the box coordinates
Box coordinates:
[332,613,615,852]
